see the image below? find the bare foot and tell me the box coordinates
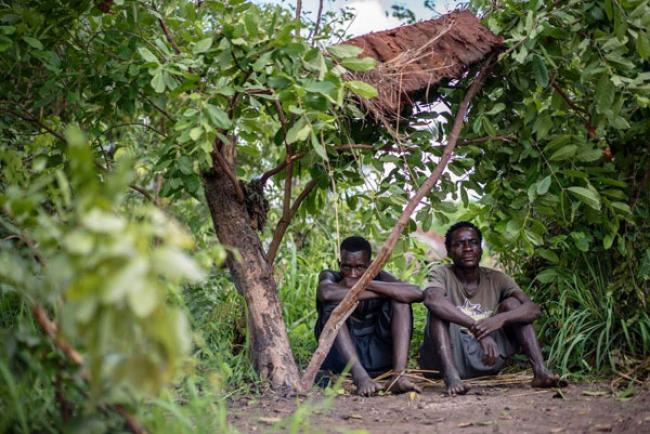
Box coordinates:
[531,368,568,388]
[444,373,469,396]
[386,376,422,394]
[354,376,382,396]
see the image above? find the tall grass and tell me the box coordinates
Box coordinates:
[535,255,650,377]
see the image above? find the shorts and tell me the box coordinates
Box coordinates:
[418,313,517,379]
[315,299,411,377]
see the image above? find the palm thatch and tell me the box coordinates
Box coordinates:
[342,10,503,129]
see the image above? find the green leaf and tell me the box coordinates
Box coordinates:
[576,148,603,162]
[482,117,497,137]
[103,257,148,304]
[22,36,43,50]
[137,47,158,63]
[485,103,505,115]
[603,234,615,249]
[610,201,632,214]
[533,114,553,139]
[636,32,650,60]
[127,283,159,318]
[150,71,165,93]
[311,131,328,160]
[0,35,13,52]
[82,209,126,233]
[347,80,378,98]
[189,127,203,141]
[205,104,232,129]
[193,37,213,54]
[538,248,559,264]
[536,268,557,283]
[536,176,552,195]
[567,186,601,211]
[304,80,337,96]
[152,246,205,282]
[340,57,376,72]
[63,231,94,256]
[286,117,311,144]
[327,44,363,59]
[548,145,577,161]
[595,75,615,113]
[532,54,549,88]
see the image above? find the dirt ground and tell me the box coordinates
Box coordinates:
[229,375,650,434]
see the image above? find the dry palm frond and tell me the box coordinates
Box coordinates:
[340,10,503,137]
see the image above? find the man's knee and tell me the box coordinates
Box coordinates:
[391,299,410,314]
[423,287,445,312]
[499,297,522,312]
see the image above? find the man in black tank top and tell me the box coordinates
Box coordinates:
[314,236,423,396]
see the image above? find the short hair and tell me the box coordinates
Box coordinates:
[445,221,482,251]
[340,236,372,258]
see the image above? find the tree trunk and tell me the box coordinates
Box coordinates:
[203,170,300,393]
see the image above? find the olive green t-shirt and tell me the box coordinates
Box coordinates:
[426,265,520,322]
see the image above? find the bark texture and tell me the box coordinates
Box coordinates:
[203,169,300,393]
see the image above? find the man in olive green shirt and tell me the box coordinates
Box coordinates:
[419,221,565,395]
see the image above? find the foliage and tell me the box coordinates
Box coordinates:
[0,0,440,428]
[449,0,650,372]
[3,0,649,430]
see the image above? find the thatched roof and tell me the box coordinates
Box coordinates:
[343,10,503,126]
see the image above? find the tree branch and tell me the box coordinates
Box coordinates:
[258,144,417,186]
[265,177,318,264]
[141,94,174,121]
[297,53,497,392]
[311,0,324,45]
[129,184,163,208]
[551,81,596,138]
[460,135,516,145]
[2,107,67,143]
[32,304,84,365]
[158,18,181,55]
[295,0,302,36]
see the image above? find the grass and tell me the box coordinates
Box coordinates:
[2,212,649,432]
[536,255,650,378]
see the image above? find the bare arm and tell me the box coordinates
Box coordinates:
[423,286,476,329]
[317,270,382,303]
[362,271,423,303]
[472,289,541,341]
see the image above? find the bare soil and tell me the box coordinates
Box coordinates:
[229,376,650,434]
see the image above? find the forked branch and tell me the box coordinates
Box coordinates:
[297,53,497,392]
[266,177,319,264]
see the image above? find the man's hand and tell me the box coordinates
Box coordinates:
[479,336,499,366]
[471,315,505,341]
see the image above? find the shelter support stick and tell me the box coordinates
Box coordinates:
[297,53,496,393]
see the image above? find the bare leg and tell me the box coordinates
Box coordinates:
[333,322,382,396]
[427,314,468,395]
[423,288,470,396]
[499,298,566,388]
[386,301,421,394]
